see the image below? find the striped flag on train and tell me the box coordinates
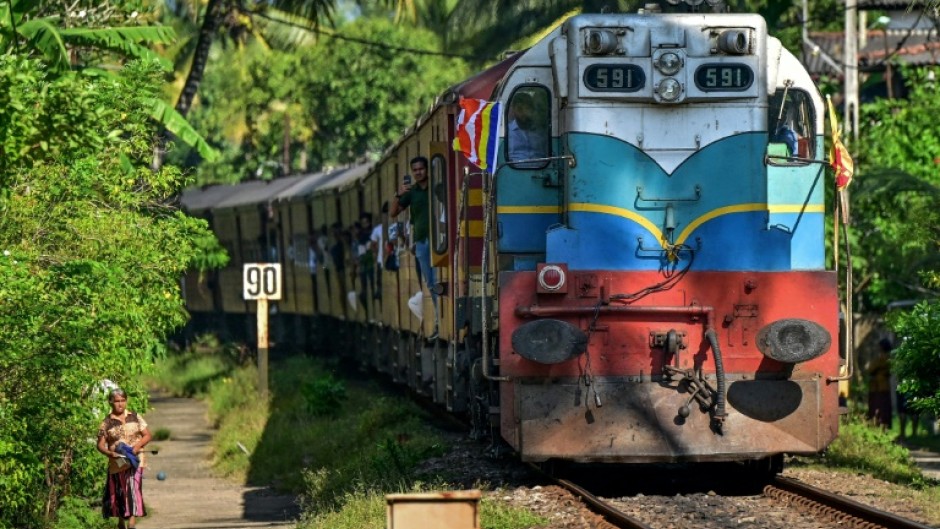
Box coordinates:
[453,97,501,174]
[827,95,854,191]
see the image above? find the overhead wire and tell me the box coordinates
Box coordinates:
[248,9,488,61]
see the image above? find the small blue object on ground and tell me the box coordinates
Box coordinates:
[156,471,167,481]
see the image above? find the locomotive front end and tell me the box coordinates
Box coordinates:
[494,13,841,464]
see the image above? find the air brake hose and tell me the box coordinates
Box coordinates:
[705,329,728,432]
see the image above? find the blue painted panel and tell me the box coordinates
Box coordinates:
[500,132,826,272]
[565,132,769,220]
[498,213,560,253]
[770,212,825,269]
[558,210,795,271]
[495,138,562,253]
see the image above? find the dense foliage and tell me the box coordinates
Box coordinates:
[889,302,940,416]
[175,16,469,183]
[0,56,216,529]
[854,66,940,309]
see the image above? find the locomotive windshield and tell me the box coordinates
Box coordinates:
[507,86,551,169]
[768,88,816,161]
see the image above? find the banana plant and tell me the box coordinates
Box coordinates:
[1,0,175,71]
[0,0,217,161]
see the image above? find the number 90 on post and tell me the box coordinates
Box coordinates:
[242,263,282,300]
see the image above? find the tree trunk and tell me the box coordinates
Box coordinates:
[152,0,226,171]
[176,0,226,118]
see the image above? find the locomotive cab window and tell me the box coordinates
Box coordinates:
[430,154,448,255]
[507,86,550,169]
[767,89,816,163]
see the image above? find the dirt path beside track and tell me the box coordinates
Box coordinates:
[135,393,298,529]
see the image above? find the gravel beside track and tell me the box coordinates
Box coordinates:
[416,430,940,529]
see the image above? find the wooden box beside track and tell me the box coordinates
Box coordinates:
[386,490,481,529]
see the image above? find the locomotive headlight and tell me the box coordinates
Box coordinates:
[756,319,831,364]
[657,78,682,101]
[718,29,750,55]
[585,29,618,55]
[655,52,682,75]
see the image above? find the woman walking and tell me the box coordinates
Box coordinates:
[97,388,152,528]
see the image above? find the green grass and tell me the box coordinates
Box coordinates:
[160,337,940,529]
[787,413,940,525]
[813,413,931,486]
[51,497,113,529]
[209,356,447,497]
[152,427,171,441]
[147,335,240,397]
[185,345,547,529]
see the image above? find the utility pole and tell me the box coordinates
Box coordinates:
[844,0,859,145]
[802,0,808,64]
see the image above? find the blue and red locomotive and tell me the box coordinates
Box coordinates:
[183,11,843,470]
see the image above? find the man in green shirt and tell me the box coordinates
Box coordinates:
[390,156,437,339]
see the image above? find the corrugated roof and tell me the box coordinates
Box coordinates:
[857,0,929,8]
[803,32,846,78]
[860,32,940,67]
[803,29,940,78]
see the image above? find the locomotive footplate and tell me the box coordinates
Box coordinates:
[510,375,837,463]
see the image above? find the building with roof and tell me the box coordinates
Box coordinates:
[802,1,938,100]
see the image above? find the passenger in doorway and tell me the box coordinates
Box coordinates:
[370,202,388,301]
[356,212,375,313]
[390,156,438,340]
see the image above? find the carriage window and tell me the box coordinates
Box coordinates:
[430,154,448,255]
[507,86,550,168]
[767,88,816,163]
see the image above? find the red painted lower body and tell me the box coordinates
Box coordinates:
[497,270,841,463]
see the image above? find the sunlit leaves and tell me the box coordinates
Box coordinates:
[889,302,940,415]
[0,56,217,527]
[853,65,940,308]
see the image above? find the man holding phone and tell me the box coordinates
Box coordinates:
[390,155,438,339]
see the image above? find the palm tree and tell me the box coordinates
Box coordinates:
[151,0,341,169]
[443,0,637,61]
[171,0,337,119]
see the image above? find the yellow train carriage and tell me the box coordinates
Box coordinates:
[179,184,246,314]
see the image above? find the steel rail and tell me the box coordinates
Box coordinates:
[553,477,655,529]
[769,476,934,529]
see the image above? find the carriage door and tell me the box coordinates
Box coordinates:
[496,67,560,264]
[429,141,450,271]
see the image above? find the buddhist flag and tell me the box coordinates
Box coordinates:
[453,97,501,173]
[827,95,854,191]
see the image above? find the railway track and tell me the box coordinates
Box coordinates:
[544,471,934,529]
[765,476,934,529]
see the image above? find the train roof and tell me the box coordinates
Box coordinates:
[179,180,266,214]
[213,175,307,211]
[313,162,372,195]
[446,53,522,101]
[273,167,348,202]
